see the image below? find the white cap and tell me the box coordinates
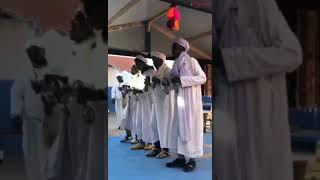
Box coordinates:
[135,55,153,66]
[151,51,166,61]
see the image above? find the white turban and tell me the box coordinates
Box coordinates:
[151,51,166,61]
[174,37,190,52]
[135,55,153,66]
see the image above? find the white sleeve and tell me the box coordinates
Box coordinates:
[180,58,207,88]
[10,78,25,116]
[221,0,302,82]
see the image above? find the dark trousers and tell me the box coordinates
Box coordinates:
[154,141,169,152]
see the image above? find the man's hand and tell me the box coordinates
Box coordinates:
[152,77,161,84]
[171,76,181,84]
[161,78,170,86]
[144,76,151,87]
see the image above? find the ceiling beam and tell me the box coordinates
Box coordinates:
[147,9,169,32]
[108,0,141,26]
[108,48,145,57]
[108,21,147,32]
[151,23,212,60]
[187,30,212,42]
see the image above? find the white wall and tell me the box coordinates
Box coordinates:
[0,18,35,80]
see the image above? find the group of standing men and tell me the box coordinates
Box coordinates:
[112,37,207,172]
[10,0,107,180]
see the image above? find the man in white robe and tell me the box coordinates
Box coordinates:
[213,0,303,179]
[111,74,125,128]
[145,51,173,159]
[130,55,155,150]
[45,1,107,179]
[120,66,139,143]
[11,42,50,180]
[166,38,206,172]
[129,66,145,145]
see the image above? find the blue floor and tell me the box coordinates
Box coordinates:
[108,133,213,180]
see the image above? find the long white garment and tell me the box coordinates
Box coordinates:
[170,55,206,158]
[71,33,106,180]
[10,70,48,180]
[140,69,156,143]
[46,32,107,180]
[111,84,123,126]
[120,91,137,131]
[85,101,106,180]
[213,0,303,179]
[150,63,175,147]
[130,72,145,138]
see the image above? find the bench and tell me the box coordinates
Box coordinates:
[202,96,213,132]
[289,108,320,153]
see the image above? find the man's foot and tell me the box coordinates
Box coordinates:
[146,148,161,157]
[166,158,186,168]
[118,126,121,130]
[183,161,196,172]
[120,136,133,143]
[130,143,145,150]
[130,139,139,144]
[144,143,154,150]
[156,150,170,159]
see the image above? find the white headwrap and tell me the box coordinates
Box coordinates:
[173,37,190,52]
[135,55,153,67]
[170,37,191,77]
[151,51,166,61]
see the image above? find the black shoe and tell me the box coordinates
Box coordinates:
[120,136,133,143]
[166,158,186,168]
[183,161,196,172]
[118,126,121,130]
[146,148,161,157]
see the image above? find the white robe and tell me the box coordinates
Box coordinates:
[137,69,155,143]
[111,84,123,126]
[150,63,175,147]
[46,32,107,180]
[129,72,145,138]
[170,56,206,158]
[11,70,48,180]
[120,91,137,131]
[213,0,303,179]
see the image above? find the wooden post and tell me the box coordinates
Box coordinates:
[145,24,151,53]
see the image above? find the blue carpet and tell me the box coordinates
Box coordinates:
[108,133,213,180]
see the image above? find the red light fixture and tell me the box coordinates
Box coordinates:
[166,4,180,31]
